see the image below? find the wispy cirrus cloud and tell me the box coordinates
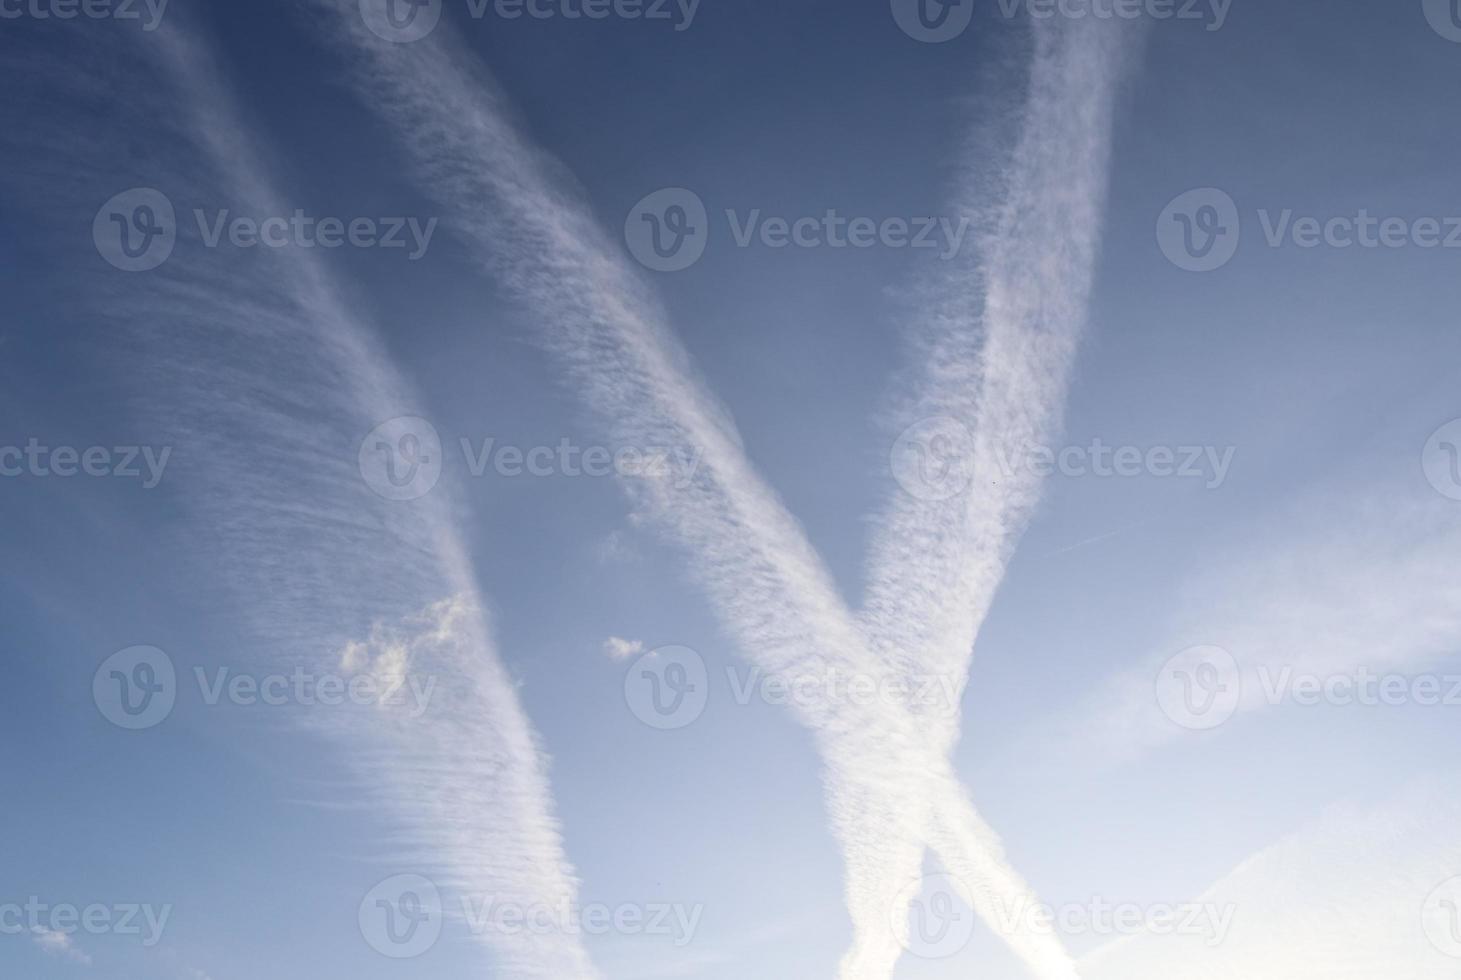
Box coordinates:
[1047,479,1461,765]
[308,5,1136,978]
[1082,780,1461,978]
[31,928,92,966]
[1,17,596,979]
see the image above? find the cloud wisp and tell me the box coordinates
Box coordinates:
[311,7,1135,979]
[4,19,597,978]
[1081,780,1461,978]
[1052,480,1461,765]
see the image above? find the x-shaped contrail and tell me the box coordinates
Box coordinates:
[316,4,1138,976]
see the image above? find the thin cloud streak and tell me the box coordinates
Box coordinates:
[1056,482,1461,765]
[10,20,596,978]
[847,19,1137,978]
[1081,781,1461,978]
[307,7,1130,978]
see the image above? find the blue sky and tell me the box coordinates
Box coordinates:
[4,1,1461,978]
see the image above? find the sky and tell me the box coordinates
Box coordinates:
[3,0,1461,978]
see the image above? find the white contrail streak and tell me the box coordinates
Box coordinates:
[312,6,1130,977]
[9,20,597,978]
[848,19,1137,977]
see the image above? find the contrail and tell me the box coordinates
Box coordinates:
[862,16,1134,723]
[309,5,1127,977]
[850,18,1138,977]
[4,19,597,978]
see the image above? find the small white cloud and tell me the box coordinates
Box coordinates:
[595,529,638,565]
[31,928,91,965]
[603,637,644,661]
